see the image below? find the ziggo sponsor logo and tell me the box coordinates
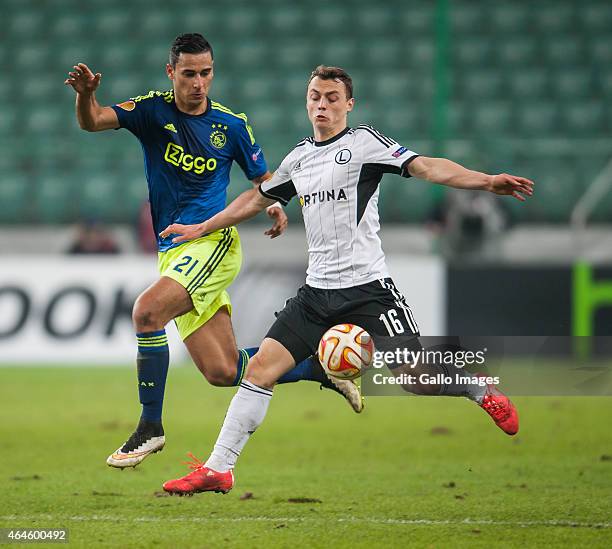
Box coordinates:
[164,142,217,174]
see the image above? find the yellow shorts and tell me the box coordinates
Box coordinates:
[158,227,242,340]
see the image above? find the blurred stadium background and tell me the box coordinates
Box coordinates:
[1,2,611,546]
[1,0,612,226]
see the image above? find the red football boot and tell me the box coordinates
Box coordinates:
[477,376,519,436]
[163,453,234,496]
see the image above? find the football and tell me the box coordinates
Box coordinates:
[317,323,375,379]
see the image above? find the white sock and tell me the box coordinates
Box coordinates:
[205,380,273,472]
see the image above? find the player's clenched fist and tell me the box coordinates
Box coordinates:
[64,63,102,94]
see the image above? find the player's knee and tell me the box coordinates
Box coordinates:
[132,294,163,331]
[202,366,235,387]
[244,352,274,387]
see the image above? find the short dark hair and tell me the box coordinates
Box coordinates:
[169,33,213,67]
[308,65,353,99]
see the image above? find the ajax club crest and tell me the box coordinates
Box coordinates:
[210,124,228,149]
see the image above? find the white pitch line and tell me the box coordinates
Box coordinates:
[1,515,610,529]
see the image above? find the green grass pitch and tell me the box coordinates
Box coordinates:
[1,366,611,548]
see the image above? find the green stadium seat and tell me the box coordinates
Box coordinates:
[353,103,377,126]
[496,39,538,66]
[269,6,306,34]
[373,74,410,100]
[447,101,468,137]
[314,6,347,32]
[273,40,317,71]
[0,147,15,173]
[179,7,223,30]
[24,108,63,135]
[109,75,142,100]
[246,105,284,135]
[229,41,269,70]
[15,45,49,68]
[355,8,395,33]
[472,102,512,134]
[409,42,435,66]
[580,3,612,32]
[22,136,68,174]
[454,37,493,66]
[240,75,276,103]
[224,8,261,35]
[378,175,435,223]
[74,136,119,173]
[533,6,574,32]
[553,69,593,98]
[0,78,11,103]
[35,176,78,224]
[509,69,549,98]
[79,176,121,221]
[527,170,581,223]
[121,177,149,219]
[590,36,612,64]
[562,102,605,135]
[51,13,90,37]
[209,76,237,105]
[461,70,503,99]
[57,44,95,70]
[516,103,558,135]
[378,108,426,136]
[321,41,358,67]
[451,4,486,33]
[607,104,612,132]
[22,79,58,103]
[284,71,311,98]
[138,11,172,36]
[362,40,402,67]
[143,44,171,71]
[590,182,612,222]
[94,10,131,37]
[226,165,253,203]
[398,4,433,33]
[0,176,31,223]
[490,4,528,32]
[574,155,606,185]
[545,36,584,66]
[99,44,139,71]
[8,11,44,36]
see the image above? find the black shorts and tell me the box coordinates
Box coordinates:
[266,278,420,364]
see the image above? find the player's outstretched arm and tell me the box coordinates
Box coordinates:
[408,156,534,202]
[160,188,275,244]
[251,172,288,238]
[64,63,119,132]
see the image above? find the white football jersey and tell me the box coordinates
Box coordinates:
[260,125,419,289]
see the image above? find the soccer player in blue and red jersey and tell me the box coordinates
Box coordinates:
[65,34,362,469]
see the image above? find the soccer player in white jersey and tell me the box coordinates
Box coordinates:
[159,65,534,495]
